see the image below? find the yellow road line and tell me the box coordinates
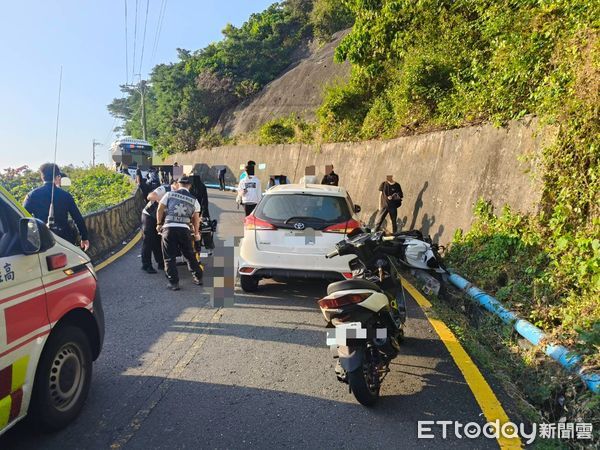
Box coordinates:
[401,277,522,449]
[95,231,142,271]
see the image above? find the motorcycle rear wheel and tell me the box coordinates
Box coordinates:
[348,363,380,406]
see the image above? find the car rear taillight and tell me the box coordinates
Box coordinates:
[244,215,277,230]
[239,267,255,274]
[324,219,361,234]
[318,293,370,309]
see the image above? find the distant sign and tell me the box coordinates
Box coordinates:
[258,163,267,170]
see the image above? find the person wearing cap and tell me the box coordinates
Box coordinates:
[23,163,90,250]
[156,175,203,290]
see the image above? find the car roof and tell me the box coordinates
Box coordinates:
[265,183,347,197]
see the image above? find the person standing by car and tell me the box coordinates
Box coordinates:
[237,164,262,216]
[140,178,179,273]
[218,167,227,190]
[374,175,403,234]
[24,163,90,251]
[321,165,339,186]
[156,175,203,291]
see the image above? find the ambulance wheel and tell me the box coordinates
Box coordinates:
[30,325,93,431]
[240,275,259,292]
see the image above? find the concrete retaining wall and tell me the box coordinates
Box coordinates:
[167,117,552,244]
[84,188,145,262]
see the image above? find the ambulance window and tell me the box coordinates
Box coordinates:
[0,200,21,257]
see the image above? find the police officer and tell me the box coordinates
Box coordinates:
[156,176,203,291]
[24,163,90,251]
[140,178,179,273]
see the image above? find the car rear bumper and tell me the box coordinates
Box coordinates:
[238,237,353,279]
[253,268,345,281]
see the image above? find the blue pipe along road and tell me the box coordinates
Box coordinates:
[447,272,600,394]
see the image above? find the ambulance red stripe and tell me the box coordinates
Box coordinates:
[4,295,48,344]
[0,273,75,305]
[0,330,50,359]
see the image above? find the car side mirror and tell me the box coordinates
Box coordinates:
[19,218,41,254]
[354,205,361,214]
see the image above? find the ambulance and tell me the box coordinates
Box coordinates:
[0,186,104,435]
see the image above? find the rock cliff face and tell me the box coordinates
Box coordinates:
[215,30,351,136]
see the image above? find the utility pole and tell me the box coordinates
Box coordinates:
[139,79,147,141]
[92,139,102,167]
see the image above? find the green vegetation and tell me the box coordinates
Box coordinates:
[112,1,324,156]
[0,166,135,215]
[310,0,354,42]
[316,0,599,355]
[257,116,316,144]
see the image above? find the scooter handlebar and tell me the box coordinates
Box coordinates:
[325,249,339,259]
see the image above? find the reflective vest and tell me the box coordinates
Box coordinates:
[165,189,196,225]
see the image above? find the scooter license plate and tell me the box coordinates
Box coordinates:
[327,322,366,346]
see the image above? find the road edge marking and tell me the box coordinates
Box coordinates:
[95,231,142,272]
[401,276,522,449]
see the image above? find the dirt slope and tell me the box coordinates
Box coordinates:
[215,30,351,136]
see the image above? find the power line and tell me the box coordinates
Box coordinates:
[131,0,139,80]
[139,0,150,75]
[124,0,128,85]
[150,0,168,69]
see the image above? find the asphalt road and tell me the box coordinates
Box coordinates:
[2,190,516,449]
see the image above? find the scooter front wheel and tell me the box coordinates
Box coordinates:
[348,362,380,406]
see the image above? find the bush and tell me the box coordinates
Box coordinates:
[0,165,135,215]
[310,0,354,42]
[258,116,316,145]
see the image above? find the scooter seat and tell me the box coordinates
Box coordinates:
[327,279,382,295]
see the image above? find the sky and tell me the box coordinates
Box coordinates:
[0,0,275,170]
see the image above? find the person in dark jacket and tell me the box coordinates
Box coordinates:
[218,167,227,190]
[321,165,339,186]
[24,163,90,250]
[374,175,403,234]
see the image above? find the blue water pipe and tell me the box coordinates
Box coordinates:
[447,272,599,394]
[205,183,236,192]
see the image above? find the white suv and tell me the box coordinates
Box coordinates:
[238,184,362,292]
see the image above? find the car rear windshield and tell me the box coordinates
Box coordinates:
[255,194,351,229]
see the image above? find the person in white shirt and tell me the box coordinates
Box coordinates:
[156,176,203,290]
[237,165,262,216]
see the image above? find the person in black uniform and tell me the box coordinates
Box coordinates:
[23,163,90,250]
[321,165,339,186]
[374,175,403,234]
[156,176,203,291]
[218,167,227,190]
[140,179,179,273]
